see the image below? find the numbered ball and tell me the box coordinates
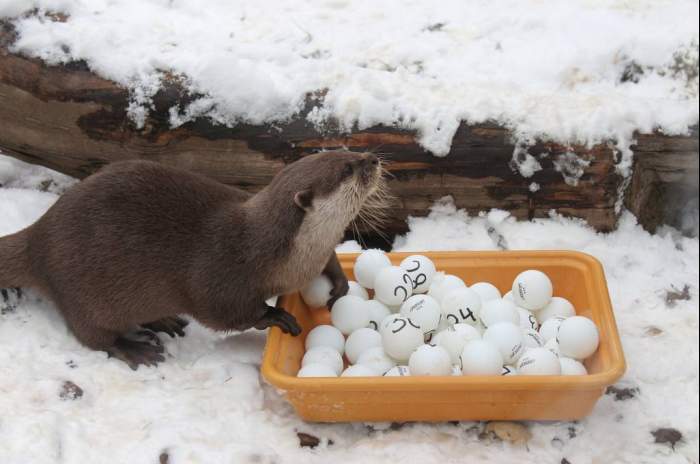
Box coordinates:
[408,345,452,376]
[434,323,481,364]
[557,316,600,360]
[483,322,525,364]
[441,287,482,327]
[301,347,344,375]
[501,365,518,376]
[538,316,566,342]
[353,249,392,289]
[300,274,332,308]
[366,299,392,331]
[305,325,345,355]
[521,328,545,349]
[400,255,437,293]
[400,294,442,338]
[347,281,370,300]
[298,363,338,377]
[384,365,411,376]
[356,346,397,375]
[341,364,380,377]
[460,340,504,375]
[517,348,561,375]
[517,307,539,331]
[428,273,467,303]
[469,282,502,302]
[512,270,553,310]
[544,338,560,357]
[373,266,414,306]
[537,297,575,324]
[345,328,382,364]
[480,299,519,328]
[381,316,424,362]
[559,357,588,375]
[330,295,371,335]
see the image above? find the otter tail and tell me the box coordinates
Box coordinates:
[0,229,32,289]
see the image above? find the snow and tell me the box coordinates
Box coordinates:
[1,154,698,463]
[2,0,698,165]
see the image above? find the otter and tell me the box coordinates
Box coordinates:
[0,151,384,369]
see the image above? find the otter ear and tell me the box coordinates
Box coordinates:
[294,189,314,211]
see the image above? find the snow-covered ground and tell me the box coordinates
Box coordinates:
[1,155,698,464]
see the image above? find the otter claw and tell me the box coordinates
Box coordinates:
[255,307,302,336]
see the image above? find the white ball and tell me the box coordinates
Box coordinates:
[301,347,344,375]
[480,299,519,328]
[483,322,525,364]
[537,297,575,324]
[501,365,518,376]
[559,357,588,375]
[517,348,561,375]
[305,325,345,355]
[341,364,380,377]
[345,328,382,364]
[356,346,397,375]
[330,295,371,335]
[365,299,392,331]
[300,275,332,308]
[460,340,504,375]
[384,365,411,377]
[347,281,370,300]
[512,270,553,310]
[379,313,398,335]
[434,323,480,364]
[408,345,452,376]
[517,307,539,331]
[380,316,424,362]
[298,363,338,377]
[469,282,502,302]
[521,328,545,349]
[441,287,482,327]
[544,338,561,357]
[503,290,514,301]
[353,249,392,289]
[539,316,566,342]
[400,294,442,337]
[400,255,437,294]
[557,316,600,360]
[373,266,414,306]
[428,273,467,303]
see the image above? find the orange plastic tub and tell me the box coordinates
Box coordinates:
[261,251,626,422]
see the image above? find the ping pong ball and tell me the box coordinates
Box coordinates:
[356,346,397,374]
[300,274,333,308]
[501,365,518,376]
[516,348,561,375]
[345,328,382,364]
[400,294,442,337]
[559,357,588,375]
[521,328,545,349]
[331,295,371,335]
[298,363,338,377]
[537,297,575,324]
[384,365,411,376]
[480,299,519,328]
[544,338,560,357]
[305,325,345,355]
[428,273,467,303]
[374,266,414,306]
[539,316,566,342]
[460,340,504,375]
[347,281,369,300]
[366,299,392,331]
[381,316,424,362]
[341,364,380,377]
[400,255,437,294]
[503,290,514,301]
[517,307,539,331]
[470,282,502,302]
[557,316,600,359]
[408,345,452,376]
[441,287,482,327]
[512,270,553,310]
[301,346,344,375]
[353,249,392,289]
[434,323,481,364]
[483,322,525,364]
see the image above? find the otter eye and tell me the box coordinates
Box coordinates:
[341,163,354,179]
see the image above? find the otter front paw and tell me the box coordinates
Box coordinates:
[327,276,349,309]
[255,307,302,336]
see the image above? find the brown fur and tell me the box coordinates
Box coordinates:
[0,150,381,368]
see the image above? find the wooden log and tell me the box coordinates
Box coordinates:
[0,19,696,236]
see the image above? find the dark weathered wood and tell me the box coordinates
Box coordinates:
[0,18,696,235]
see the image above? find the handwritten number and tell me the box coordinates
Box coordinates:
[391,318,407,334]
